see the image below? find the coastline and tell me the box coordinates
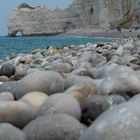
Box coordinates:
[6,28,140,39]
[63,28,140,38]
[1,0,140,138]
[0,30,140,139]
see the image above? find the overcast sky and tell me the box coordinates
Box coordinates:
[0,0,73,36]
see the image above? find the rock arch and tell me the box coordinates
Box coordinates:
[16,31,22,37]
[8,30,23,37]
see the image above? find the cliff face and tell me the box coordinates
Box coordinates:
[8,0,140,36]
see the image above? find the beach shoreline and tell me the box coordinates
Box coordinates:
[0,33,140,139]
[62,28,140,39]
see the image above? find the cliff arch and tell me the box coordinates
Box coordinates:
[16,31,22,37]
[8,30,23,37]
[7,0,140,36]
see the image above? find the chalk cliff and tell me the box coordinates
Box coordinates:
[8,0,140,36]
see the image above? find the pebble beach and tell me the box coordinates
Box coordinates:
[0,35,140,140]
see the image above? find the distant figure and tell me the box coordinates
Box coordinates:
[135,15,140,24]
[117,26,121,32]
[137,34,140,40]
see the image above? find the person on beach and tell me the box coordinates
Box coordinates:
[137,34,140,40]
[117,26,121,32]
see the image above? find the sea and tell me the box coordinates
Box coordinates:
[0,36,112,60]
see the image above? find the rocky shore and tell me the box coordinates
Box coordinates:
[64,28,140,38]
[0,37,140,140]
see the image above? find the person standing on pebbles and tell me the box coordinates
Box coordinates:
[137,34,140,40]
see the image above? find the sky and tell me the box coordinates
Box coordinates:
[0,0,73,36]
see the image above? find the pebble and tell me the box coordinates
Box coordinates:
[0,101,35,128]
[81,95,126,125]
[80,101,140,140]
[0,63,16,77]
[19,91,47,114]
[23,114,84,140]
[0,38,139,139]
[38,93,81,120]
[0,123,27,140]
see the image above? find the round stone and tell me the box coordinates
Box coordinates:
[12,64,28,80]
[90,53,107,67]
[0,123,27,140]
[45,63,73,73]
[31,58,44,65]
[65,74,96,89]
[0,63,16,77]
[80,101,140,140]
[0,71,65,99]
[81,95,126,125]
[71,68,93,78]
[0,101,35,128]
[0,92,14,101]
[23,114,84,140]
[20,91,47,113]
[65,83,98,106]
[38,93,81,120]
[90,63,117,79]
[20,71,65,96]
[99,66,140,97]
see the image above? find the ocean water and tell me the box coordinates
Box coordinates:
[0,36,112,60]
